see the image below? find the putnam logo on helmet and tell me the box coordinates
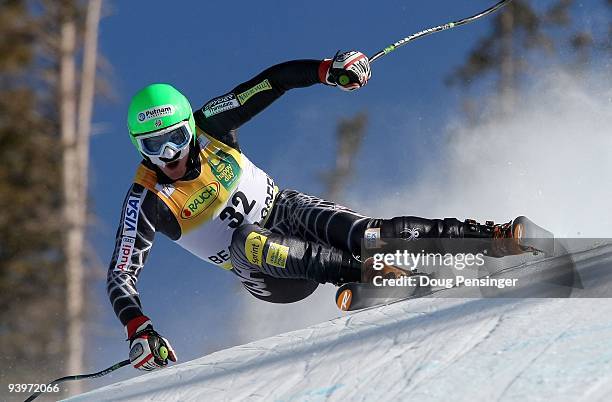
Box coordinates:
[180,182,220,219]
[137,104,175,123]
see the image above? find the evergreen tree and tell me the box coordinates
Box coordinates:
[446,0,593,118]
[320,112,367,202]
[0,0,66,392]
[0,0,103,398]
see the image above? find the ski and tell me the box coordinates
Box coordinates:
[335,277,432,312]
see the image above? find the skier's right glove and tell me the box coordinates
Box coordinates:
[126,315,177,371]
[319,50,371,91]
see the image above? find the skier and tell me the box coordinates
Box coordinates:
[109,51,550,371]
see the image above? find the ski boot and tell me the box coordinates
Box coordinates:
[362,256,422,283]
[468,215,554,257]
[363,214,554,262]
[335,257,430,312]
[363,256,404,283]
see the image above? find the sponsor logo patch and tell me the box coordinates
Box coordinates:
[137,104,175,122]
[197,136,210,149]
[402,227,420,241]
[266,242,289,268]
[245,231,268,267]
[202,93,240,118]
[122,196,141,237]
[207,149,241,190]
[154,183,175,198]
[334,51,356,63]
[237,79,272,105]
[364,228,380,249]
[129,343,144,361]
[115,236,135,271]
[180,182,220,219]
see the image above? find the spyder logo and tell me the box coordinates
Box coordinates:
[400,227,420,241]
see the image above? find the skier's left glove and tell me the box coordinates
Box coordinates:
[126,315,177,371]
[319,50,371,91]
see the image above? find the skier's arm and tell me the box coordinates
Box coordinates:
[106,184,156,325]
[106,183,180,326]
[107,183,180,371]
[193,59,327,148]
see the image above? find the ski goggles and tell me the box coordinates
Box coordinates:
[136,121,192,158]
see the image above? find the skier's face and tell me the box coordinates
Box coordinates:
[158,151,189,180]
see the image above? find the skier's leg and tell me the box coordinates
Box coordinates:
[229,224,362,300]
[264,189,371,253]
[365,215,553,257]
[265,190,551,258]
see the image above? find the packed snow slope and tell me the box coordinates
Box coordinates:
[68,242,612,402]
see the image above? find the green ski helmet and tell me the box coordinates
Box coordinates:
[127,83,196,164]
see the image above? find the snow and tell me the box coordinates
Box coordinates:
[67,242,612,402]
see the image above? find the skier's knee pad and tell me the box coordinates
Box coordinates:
[230,224,271,271]
[230,224,260,251]
[230,226,319,303]
[230,224,322,280]
[230,224,357,286]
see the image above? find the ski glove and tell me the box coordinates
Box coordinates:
[319,50,371,91]
[126,316,177,371]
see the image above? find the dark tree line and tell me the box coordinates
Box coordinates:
[447,0,611,120]
[0,0,103,398]
[321,112,368,202]
[321,2,611,202]
[0,0,65,392]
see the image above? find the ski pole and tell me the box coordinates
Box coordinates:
[24,359,130,402]
[369,0,512,63]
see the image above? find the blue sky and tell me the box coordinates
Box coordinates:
[86,0,600,387]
